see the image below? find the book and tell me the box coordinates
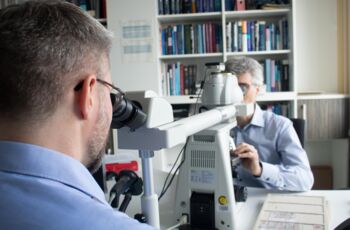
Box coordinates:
[235,0,245,11]
[226,22,232,52]
[281,60,289,91]
[225,0,233,11]
[242,20,248,52]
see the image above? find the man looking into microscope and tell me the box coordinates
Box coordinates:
[226,57,314,192]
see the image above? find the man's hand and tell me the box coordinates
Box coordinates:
[231,143,262,177]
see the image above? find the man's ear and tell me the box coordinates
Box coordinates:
[76,76,97,120]
[255,85,260,96]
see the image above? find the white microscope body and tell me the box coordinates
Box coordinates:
[116,66,253,229]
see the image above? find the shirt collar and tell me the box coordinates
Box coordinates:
[249,104,265,128]
[0,141,107,205]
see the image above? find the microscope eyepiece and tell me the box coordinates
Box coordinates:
[111,97,147,131]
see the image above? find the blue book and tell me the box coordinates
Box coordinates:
[171,64,176,95]
[176,25,182,54]
[276,26,281,50]
[250,20,255,51]
[247,21,251,51]
[203,0,208,12]
[176,63,181,95]
[214,0,221,11]
[158,0,164,14]
[196,0,203,13]
[197,25,202,54]
[275,63,281,91]
[164,0,170,14]
[161,29,166,55]
[265,59,271,92]
[282,19,288,49]
[258,21,266,51]
[225,0,233,11]
[270,23,275,50]
[172,26,177,54]
[217,25,223,52]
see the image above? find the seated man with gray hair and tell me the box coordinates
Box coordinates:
[226,57,314,191]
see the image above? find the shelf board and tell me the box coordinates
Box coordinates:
[297,93,350,100]
[226,50,291,57]
[157,12,222,23]
[160,53,223,60]
[257,91,296,102]
[163,95,200,104]
[164,92,296,104]
[225,8,290,19]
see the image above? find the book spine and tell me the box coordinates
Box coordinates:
[238,21,242,52]
[258,21,265,51]
[265,25,270,51]
[281,60,289,91]
[250,20,255,51]
[235,0,245,11]
[172,25,177,54]
[242,20,247,52]
[270,60,275,91]
[190,24,194,54]
[180,64,185,95]
[233,21,238,52]
[184,66,189,95]
[265,59,271,92]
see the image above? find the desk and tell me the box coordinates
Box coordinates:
[158,186,350,229]
[118,169,350,229]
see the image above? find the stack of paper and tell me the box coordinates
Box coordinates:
[254,193,329,230]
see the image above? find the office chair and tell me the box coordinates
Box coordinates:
[290,118,305,148]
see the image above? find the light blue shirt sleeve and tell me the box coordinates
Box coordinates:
[257,120,314,191]
[233,105,314,192]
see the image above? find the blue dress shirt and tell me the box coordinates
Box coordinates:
[0,141,154,230]
[232,105,314,191]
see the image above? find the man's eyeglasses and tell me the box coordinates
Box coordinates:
[238,83,251,96]
[96,79,125,107]
[74,78,125,106]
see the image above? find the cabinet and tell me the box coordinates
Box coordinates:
[298,95,349,140]
[107,0,297,118]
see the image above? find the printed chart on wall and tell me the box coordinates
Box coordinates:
[120,20,154,63]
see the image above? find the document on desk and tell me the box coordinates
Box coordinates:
[254,193,329,230]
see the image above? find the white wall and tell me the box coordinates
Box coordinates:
[306,139,349,189]
[294,0,338,93]
[107,0,161,93]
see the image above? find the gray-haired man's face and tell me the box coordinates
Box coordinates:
[237,72,259,104]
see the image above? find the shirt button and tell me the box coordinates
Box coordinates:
[266,177,270,181]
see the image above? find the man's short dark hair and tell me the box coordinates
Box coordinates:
[0,0,112,122]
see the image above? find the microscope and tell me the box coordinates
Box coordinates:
[111,63,253,229]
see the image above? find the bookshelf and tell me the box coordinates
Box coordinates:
[107,0,296,117]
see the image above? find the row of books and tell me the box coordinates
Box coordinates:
[161,23,223,55]
[260,103,290,117]
[262,59,289,92]
[158,0,290,15]
[226,19,289,52]
[67,0,106,19]
[161,63,197,96]
[158,0,222,15]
